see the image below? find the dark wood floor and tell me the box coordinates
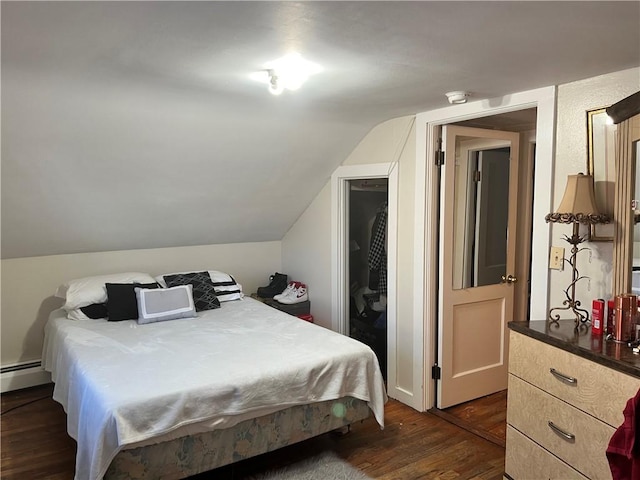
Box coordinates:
[1,384,506,479]
[435,390,508,447]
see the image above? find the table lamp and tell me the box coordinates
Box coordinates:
[545,173,610,326]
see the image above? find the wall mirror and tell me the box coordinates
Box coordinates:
[633,142,639,295]
[587,108,616,241]
[609,91,640,296]
[619,128,639,295]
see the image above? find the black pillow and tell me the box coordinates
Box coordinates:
[163,271,220,312]
[80,303,109,319]
[106,283,159,321]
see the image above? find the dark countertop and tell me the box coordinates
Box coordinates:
[508,320,640,379]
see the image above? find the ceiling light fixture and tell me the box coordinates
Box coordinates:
[445,91,470,104]
[267,70,284,96]
[251,53,322,96]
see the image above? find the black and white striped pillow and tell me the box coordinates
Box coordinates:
[208,270,243,302]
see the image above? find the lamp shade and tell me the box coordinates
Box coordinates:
[555,173,600,215]
[545,173,610,225]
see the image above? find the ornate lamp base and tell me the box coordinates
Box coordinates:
[548,300,590,326]
[547,222,591,328]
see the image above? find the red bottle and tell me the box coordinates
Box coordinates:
[592,299,604,335]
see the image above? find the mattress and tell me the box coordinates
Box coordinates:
[42,297,387,480]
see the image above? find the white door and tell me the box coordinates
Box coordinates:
[438,126,520,409]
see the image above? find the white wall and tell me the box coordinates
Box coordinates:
[281,183,333,327]
[1,241,281,367]
[549,67,639,307]
[282,116,417,398]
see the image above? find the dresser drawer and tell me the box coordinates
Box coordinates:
[506,426,587,480]
[509,331,640,428]
[508,375,614,480]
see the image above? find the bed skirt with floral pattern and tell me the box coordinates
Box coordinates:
[104,396,371,479]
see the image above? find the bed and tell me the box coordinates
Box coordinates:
[42,284,387,480]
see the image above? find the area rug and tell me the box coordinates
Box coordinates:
[246,451,373,480]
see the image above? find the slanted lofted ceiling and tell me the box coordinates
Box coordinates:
[2,1,639,259]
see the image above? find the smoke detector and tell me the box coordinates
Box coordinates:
[445,91,470,104]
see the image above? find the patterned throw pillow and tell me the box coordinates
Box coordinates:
[163,271,221,311]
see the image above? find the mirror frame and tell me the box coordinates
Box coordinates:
[611,113,640,295]
[587,108,616,241]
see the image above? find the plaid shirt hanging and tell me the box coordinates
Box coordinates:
[368,202,387,294]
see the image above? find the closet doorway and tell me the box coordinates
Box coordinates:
[348,178,389,381]
[331,162,398,397]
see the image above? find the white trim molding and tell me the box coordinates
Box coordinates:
[331,163,402,400]
[414,86,557,411]
[1,361,51,392]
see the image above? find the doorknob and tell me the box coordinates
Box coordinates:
[501,274,518,284]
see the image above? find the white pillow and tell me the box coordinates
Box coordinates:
[155,270,243,302]
[56,272,156,311]
[136,285,196,324]
[67,309,92,321]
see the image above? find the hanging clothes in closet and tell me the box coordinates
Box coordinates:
[368,201,387,294]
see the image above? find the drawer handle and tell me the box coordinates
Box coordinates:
[549,368,577,385]
[548,421,576,442]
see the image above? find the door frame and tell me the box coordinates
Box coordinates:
[331,163,400,398]
[414,86,557,410]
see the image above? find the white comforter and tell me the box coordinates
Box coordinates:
[42,297,387,480]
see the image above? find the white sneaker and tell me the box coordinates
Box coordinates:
[274,282,298,301]
[278,284,308,304]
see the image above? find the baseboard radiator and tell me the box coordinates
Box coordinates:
[1,360,51,393]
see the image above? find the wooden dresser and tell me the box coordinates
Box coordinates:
[505,320,640,480]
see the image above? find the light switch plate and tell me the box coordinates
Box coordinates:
[549,246,564,270]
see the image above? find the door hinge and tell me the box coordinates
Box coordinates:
[435,137,444,166]
[474,170,482,183]
[431,364,441,380]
